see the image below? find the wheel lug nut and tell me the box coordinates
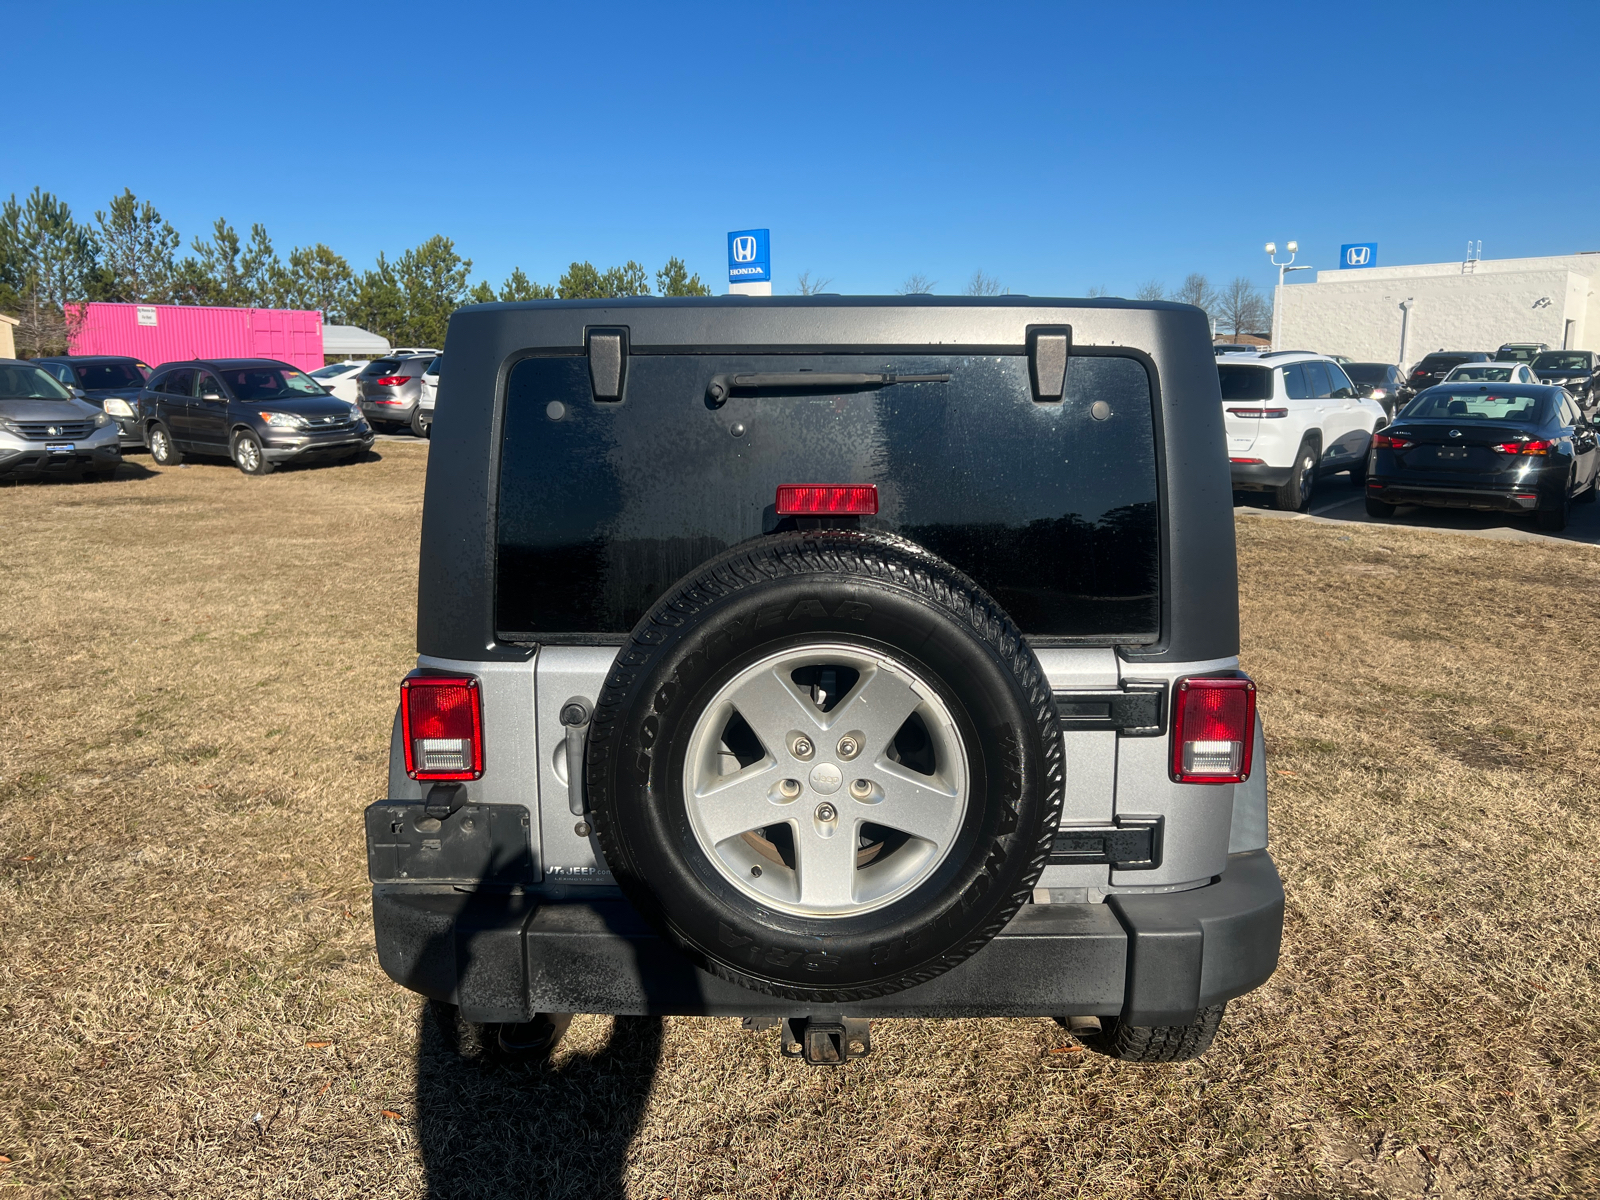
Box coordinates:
[778,778,801,799]
[815,802,837,823]
[837,735,859,759]
[849,779,872,800]
[792,736,814,760]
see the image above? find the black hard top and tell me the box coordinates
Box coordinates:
[418,295,1239,665]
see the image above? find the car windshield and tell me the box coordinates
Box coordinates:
[1447,366,1513,381]
[1344,364,1391,384]
[1400,392,1549,422]
[1494,347,1539,362]
[73,361,146,389]
[0,365,74,400]
[216,366,326,400]
[311,363,354,378]
[1417,356,1467,372]
[1531,352,1589,371]
[1217,365,1274,400]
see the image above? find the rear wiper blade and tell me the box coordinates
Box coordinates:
[708,372,950,404]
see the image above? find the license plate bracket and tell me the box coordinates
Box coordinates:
[45,442,75,455]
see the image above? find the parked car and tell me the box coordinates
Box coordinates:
[308,360,369,408]
[1407,351,1491,393]
[1494,342,1547,364]
[1530,350,1600,414]
[1443,362,1538,385]
[1364,384,1598,531]
[32,355,151,449]
[1213,344,1259,356]
[368,296,1283,1067]
[412,355,440,437]
[1220,351,1390,510]
[1343,362,1408,418]
[357,353,435,431]
[138,358,374,475]
[0,359,122,482]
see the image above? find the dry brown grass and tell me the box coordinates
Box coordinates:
[1,450,1597,1199]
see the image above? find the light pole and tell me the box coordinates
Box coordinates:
[1265,241,1313,350]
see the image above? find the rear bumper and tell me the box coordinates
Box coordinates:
[371,847,1284,1026]
[1230,462,1292,490]
[1366,479,1544,512]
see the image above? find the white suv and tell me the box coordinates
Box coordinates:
[1219,352,1389,510]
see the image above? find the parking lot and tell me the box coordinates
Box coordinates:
[2,445,1595,1198]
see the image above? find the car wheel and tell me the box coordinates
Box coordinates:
[1348,453,1368,486]
[1576,474,1598,504]
[148,423,181,466]
[411,409,430,438]
[1536,496,1570,532]
[231,429,274,476]
[1273,441,1318,512]
[1364,496,1395,519]
[586,530,1064,1002]
[1070,1003,1227,1063]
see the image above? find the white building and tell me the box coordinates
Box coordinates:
[1275,252,1599,367]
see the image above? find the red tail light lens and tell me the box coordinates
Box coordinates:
[401,675,484,781]
[1372,432,1413,450]
[1171,676,1256,784]
[1490,438,1553,456]
[375,375,413,386]
[775,484,879,515]
[1229,457,1265,464]
[1225,407,1289,418]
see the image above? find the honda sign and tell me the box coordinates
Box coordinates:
[727,228,771,284]
[1340,243,1377,268]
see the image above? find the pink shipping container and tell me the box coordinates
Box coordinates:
[68,302,325,372]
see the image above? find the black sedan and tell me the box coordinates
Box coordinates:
[137,359,374,475]
[1364,384,1599,532]
[1343,362,1408,418]
[1530,350,1599,415]
[33,355,151,449]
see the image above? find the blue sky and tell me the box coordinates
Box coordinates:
[9,0,1597,299]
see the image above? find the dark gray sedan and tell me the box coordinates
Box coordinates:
[138,358,374,475]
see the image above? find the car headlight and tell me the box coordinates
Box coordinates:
[94,411,112,427]
[103,398,135,418]
[259,411,309,429]
[0,416,19,434]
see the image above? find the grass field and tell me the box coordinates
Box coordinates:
[2,446,1597,1199]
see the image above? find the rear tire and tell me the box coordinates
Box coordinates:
[231,429,274,476]
[1576,476,1598,504]
[1536,497,1569,532]
[1273,441,1318,512]
[147,423,181,466]
[1073,1003,1227,1063]
[410,409,431,438]
[1364,496,1395,519]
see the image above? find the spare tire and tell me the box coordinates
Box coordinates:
[586,531,1063,1001]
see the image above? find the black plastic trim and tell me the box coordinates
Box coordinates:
[1049,816,1163,869]
[1054,682,1167,735]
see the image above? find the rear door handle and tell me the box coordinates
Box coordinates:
[560,698,592,815]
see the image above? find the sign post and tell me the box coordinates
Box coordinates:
[727,229,771,296]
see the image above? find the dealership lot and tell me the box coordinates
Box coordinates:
[1,446,1595,1198]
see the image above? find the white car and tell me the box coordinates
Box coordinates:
[1442,362,1537,385]
[412,355,440,437]
[309,361,369,408]
[1219,352,1389,510]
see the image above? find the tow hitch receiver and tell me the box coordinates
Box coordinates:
[781,1017,872,1065]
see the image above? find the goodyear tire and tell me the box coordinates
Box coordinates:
[586,530,1063,1002]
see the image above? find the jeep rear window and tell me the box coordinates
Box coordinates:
[494,354,1159,642]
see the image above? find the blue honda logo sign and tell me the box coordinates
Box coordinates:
[1341,243,1377,268]
[727,228,771,283]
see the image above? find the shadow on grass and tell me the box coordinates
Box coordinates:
[416,1002,664,1200]
[0,459,161,487]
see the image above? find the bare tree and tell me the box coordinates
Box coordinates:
[1086,285,1108,298]
[1169,272,1218,321]
[963,269,1006,296]
[1134,278,1166,301]
[898,273,936,295]
[796,270,833,295]
[1216,276,1269,339]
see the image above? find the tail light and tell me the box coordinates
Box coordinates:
[1491,438,1553,456]
[1171,676,1255,784]
[1372,432,1413,450]
[776,484,879,515]
[1229,456,1265,464]
[401,675,484,780]
[1412,369,1429,377]
[375,375,413,386]
[1226,407,1289,418]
